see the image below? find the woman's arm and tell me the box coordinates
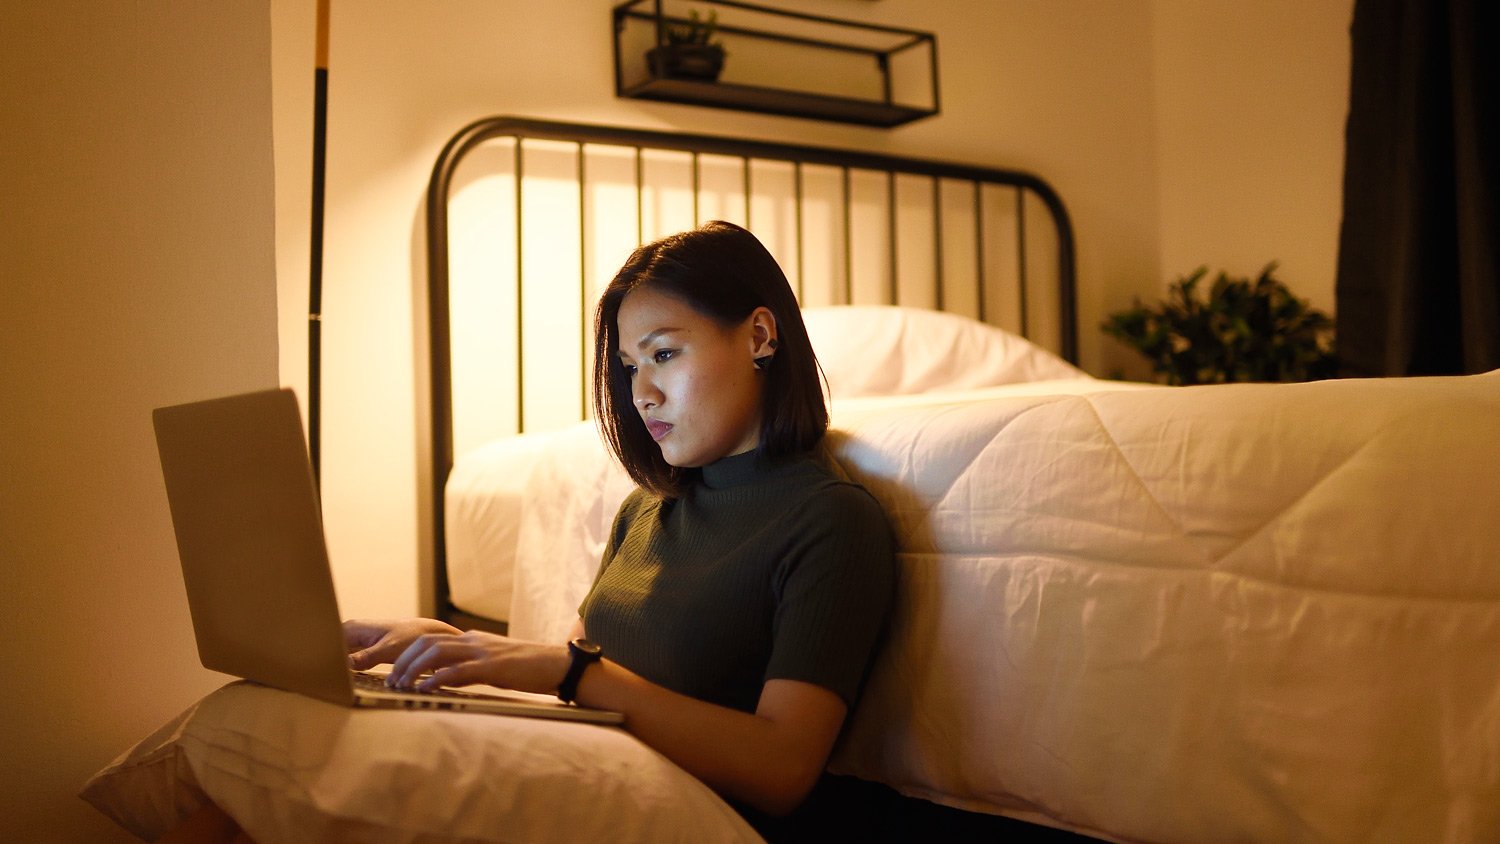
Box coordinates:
[582,662,846,817]
[384,630,846,816]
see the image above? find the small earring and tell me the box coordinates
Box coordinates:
[753,338,778,371]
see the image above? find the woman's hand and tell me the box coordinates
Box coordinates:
[385,630,571,695]
[343,617,461,670]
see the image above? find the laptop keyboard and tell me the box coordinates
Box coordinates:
[352,670,476,699]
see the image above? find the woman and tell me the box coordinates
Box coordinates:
[355,220,897,833]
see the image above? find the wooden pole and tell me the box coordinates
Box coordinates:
[309,0,329,491]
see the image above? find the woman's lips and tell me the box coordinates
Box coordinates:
[646,419,673,441]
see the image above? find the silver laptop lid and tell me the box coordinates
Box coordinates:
[153,388,353,706]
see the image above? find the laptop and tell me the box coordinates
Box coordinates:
[152,387,623,725]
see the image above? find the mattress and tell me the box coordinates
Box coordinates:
[443,303,1094,625]
[448,369,1500,841]
[443,377,1133,628]
[828,370,1500,841]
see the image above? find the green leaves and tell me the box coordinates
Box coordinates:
[1102,263,1336,385]
[665,9,719,46]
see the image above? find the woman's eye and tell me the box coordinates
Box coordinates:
[622,363,638,377]
[653,349,676,364]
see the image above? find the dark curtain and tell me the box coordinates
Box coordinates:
[1335,0,1499,376]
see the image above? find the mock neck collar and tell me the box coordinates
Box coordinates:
[699,448,764,490]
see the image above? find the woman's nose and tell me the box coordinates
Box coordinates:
[633,375,661,411]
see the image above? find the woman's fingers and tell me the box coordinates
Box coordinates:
[342,619,389,652]
[383,630,565,694]
[388,631,505,690]
[344,621,396,669]
[343,619,464,672]
[387,633,473,688]
[350,631,413,670]
[347,647,380,671]
[386,633,441,686]
[418,661,483,692]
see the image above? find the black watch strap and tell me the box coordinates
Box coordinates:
[558,638,603,703]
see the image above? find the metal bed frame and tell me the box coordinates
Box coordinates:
[423,115,1077,629]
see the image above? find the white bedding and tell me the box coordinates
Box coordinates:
[81,681,763,843]
[448,370,1500,842]
[445,304,1091,624]
[444,378,1137,629]
[826,371,1500,841]
[800,305,1088,398]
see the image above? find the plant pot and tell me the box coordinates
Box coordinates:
[646,44,725,82]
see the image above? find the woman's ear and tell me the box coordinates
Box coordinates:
[747,307,778,359]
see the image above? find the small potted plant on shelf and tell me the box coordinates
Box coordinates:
[1101,262,1337,385]
[647,9,726,82]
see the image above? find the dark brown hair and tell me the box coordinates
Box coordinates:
[592,221,827,497]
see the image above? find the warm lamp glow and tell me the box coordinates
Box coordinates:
[443,136,1052,457]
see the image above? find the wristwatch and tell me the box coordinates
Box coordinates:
[557,638,603,703]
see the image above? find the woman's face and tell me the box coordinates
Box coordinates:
[615,286,769,468]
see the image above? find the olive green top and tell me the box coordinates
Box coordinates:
[579,447,896,713]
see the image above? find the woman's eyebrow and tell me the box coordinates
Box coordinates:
[616,327,682,360]
[632,328,682,351]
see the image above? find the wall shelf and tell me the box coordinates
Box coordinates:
[613,0,939,128]
[619,77,936,128]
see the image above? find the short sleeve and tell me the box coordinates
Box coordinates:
[583,489,653,607]
[765,483,896,707]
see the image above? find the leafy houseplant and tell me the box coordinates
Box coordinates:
[1102,263,1337,385]
[647,9,726,82]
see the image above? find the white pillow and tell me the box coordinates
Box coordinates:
[81,682,762,843]
[799,306,1086,398]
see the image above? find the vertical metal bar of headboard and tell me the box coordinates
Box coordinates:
[742,157,752,229]
[793,162,805,303]
[974,181,987,324]
[514,137,525,434]
[635,146,644,245]
[841,167,853,305]
[931,176,944,312]
[578,142,588,420]
[691,151,701,226]
[1016,187,1029,341]
[886,170,898,305]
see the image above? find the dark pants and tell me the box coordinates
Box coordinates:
[742,774,1105,843]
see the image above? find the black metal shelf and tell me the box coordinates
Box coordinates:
[619,77,934,128]
[613,0,939,128]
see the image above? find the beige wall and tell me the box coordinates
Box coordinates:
[0,2,280,840]
[1151,0,1352,314]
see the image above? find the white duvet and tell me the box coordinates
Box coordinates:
[448,370,1500,842]
[446,378,1136,631]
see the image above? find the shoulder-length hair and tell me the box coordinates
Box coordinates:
[592,220,827,498]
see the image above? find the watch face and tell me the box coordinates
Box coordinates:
[572,638,603,657]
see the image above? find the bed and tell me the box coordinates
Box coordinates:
[83,117,1500,843]
[421,116,1081,635]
